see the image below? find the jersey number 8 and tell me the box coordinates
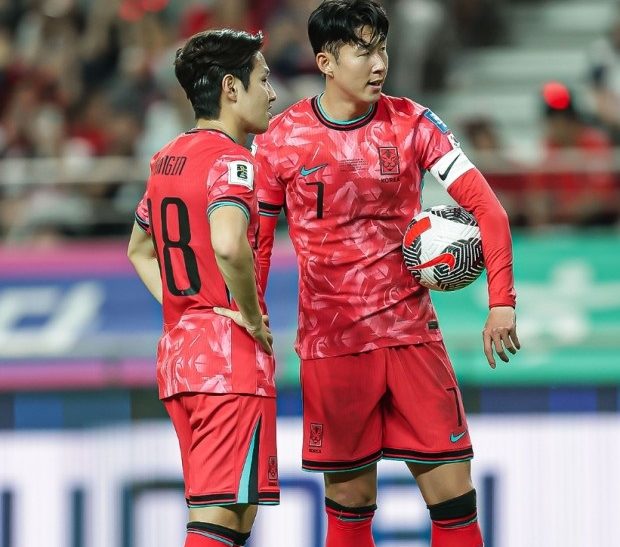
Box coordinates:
[148,197,201,296]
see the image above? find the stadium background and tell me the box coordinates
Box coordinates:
[1,0,619,546]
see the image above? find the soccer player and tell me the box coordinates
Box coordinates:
[252,1,520,546]
[127,29,278,547]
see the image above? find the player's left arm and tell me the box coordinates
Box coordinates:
[127,221,162,304]
[422,119,520,367]
[446,168,521,368]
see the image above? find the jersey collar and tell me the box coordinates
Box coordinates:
[311,93,378,131]
[185,128,237,143]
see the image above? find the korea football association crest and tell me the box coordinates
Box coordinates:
[379,146,400,176]
[267,456,278,482]
[309,423,324,449]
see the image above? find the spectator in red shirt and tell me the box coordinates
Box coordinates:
[529,81,618,227]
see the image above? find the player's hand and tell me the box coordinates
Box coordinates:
[213,307,273,355]
[482,306,520,368]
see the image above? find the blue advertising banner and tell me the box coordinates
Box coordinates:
[1,232,619,390]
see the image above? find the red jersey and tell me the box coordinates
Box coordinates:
[254,94,516,360]
[135,129,275,399]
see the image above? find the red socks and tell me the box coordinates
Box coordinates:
[184,533,225,547]
[325,497,377,547]
[431,520,483,547]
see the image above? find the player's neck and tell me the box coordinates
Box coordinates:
[319,90,373,122]
[194,118,246,144]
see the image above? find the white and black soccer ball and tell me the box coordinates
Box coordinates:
[402,205,485,291]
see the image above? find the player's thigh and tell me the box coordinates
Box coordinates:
[301,351,387,471]
[407,461,474,506]
[169,393,279,507]
[189,503,258,532]
[383,342,473,462]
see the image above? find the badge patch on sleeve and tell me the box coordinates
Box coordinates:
[423,109,449,133]
[228,160,254,189]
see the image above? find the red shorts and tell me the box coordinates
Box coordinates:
[164,393,279,506]
[301,342,473,471]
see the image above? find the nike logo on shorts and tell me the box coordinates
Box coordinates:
[450,431,467,443]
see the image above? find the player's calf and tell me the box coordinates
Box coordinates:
[427,489,483,547]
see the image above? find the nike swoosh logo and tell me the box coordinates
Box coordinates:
[438,155,460,181]
[408,253,456,271]
[450,431,467,443]
[300,163,327,177]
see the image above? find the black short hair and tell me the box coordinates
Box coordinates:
[308,0,389,57]
[174,29,264,120]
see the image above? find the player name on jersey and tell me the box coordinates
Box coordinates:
[153,155,188,176]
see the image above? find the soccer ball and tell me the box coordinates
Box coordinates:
[402,205,485,291]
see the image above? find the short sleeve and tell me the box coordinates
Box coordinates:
[414,109,475,190]
[134,151,162,233]
[134,192,151,234]
[253,133,286,209]
[206,154,256,221]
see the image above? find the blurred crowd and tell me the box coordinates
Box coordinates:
[0,0,618,244]
[464,7,620,229]
[463,80,619,228]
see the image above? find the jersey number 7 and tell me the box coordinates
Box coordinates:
[306,180,325,219]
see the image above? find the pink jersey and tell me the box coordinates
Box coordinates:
[254,94,516,360]
[135,129,275,399]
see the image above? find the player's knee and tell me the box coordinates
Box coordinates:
[427,488,478,524]
[187,522,251,545]
[324,469,378,507]
[325,484,377,508]
[325,497,377,522]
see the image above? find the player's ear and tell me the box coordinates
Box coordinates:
[316,52,334,78]
[222,74,237,102]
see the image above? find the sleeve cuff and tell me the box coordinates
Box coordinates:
[207,199,250,222]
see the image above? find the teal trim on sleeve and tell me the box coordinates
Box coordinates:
[207,201,250,222]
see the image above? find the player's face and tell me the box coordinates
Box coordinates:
[325,26,388,105]
[237,52,277,134]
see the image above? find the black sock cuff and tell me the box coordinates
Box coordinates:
[325,497,377,521]
[428,489,477,522]
[187,521,248,545]
[236,530,251,546]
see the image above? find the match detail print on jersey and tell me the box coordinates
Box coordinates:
[429,148,475,189]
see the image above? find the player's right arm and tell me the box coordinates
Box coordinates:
[128,194,163,304]
[127,222,163,304]
[210,205,273,355]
